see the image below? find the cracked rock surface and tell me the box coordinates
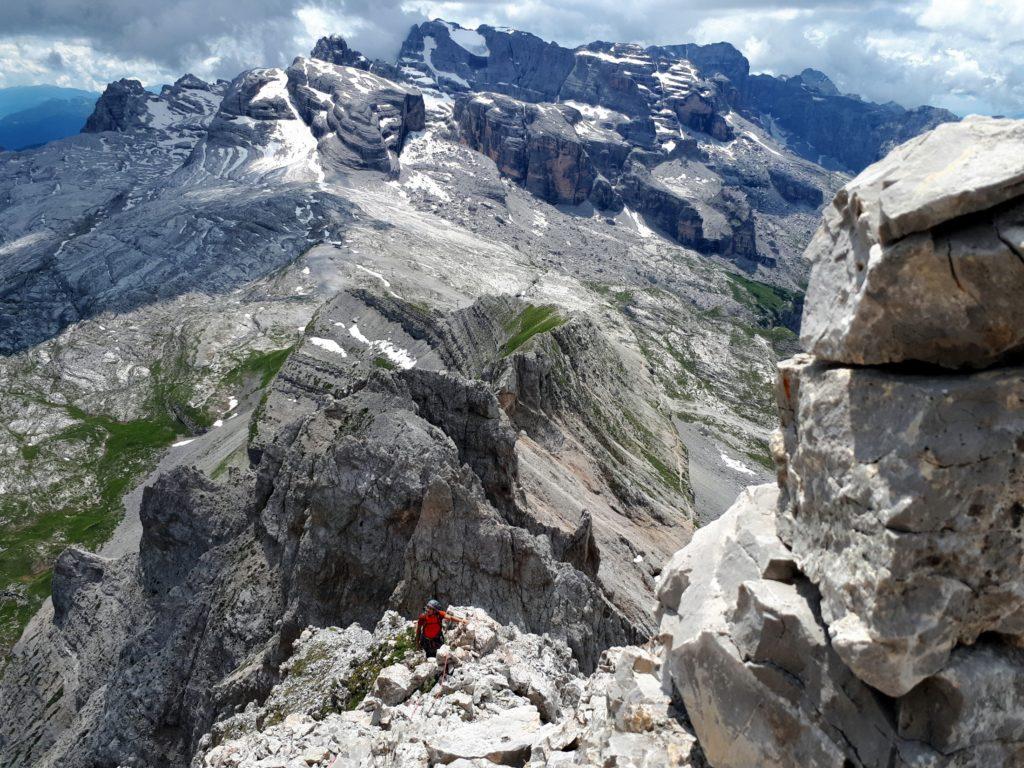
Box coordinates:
[654,118,1024,767]
[801,116,1024,369]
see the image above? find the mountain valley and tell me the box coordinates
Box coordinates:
[0,18,983,768]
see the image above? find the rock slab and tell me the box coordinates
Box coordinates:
[801,116,1024,369]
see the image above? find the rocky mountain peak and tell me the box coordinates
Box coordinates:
[81,77,150,132]
[794,67,839,96]
[172,73,212,91]
[310,34,370,70]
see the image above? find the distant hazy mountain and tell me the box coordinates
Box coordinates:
[0,85,98,150]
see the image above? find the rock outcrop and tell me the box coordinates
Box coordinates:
[310,35,370,69]
[81,78,153,132]
[198,607,703,768]
[83,74,225,135]
[194,59,425,181]
[801,116,1024,368]
[776,354,1024,696]
[454,93,602,207]
[397,21,576,102]
[656,116,1024,767]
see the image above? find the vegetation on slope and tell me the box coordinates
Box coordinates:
[501,304,565,356]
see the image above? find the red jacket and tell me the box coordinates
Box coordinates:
[417,609,448,640]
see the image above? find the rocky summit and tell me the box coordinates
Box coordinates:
[0,15,1014,768]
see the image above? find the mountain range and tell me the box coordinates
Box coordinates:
[0,19,968,767]
[0,85,99,150]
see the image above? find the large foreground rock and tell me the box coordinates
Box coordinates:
[801,116,1024,368]
[656,481,1024,767]
[658,484,919,767]
[775,354,1024,697]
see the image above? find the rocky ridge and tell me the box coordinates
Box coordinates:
[186,117,1024,767]
[0,289,693,766]
[199,607,702,768]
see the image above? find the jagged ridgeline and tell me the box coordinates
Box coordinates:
[0,18,972,768]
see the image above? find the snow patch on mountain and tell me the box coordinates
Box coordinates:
[310,337,347,356]
[347,323,416,368]
[442,22,489,57]
[421,37,471,88]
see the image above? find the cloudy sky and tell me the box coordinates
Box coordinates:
[1,0,1021,115]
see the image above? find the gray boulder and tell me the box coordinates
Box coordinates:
[801,116,1024,368]
[775,354,1024,697]
[372,664,415,706]
[657,484,919,768]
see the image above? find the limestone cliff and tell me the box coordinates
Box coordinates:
[659,115,1024,767]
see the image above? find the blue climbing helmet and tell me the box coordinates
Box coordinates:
[426,598,443,612]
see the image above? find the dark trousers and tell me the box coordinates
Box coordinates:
[421,633,444,658]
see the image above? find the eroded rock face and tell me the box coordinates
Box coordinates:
[801,116,1024,369]
[81,78,151,132]
[618,162,762,263]
[657,485,914,768]
[454,93,601,207]
[655,482,1024,767]
[775,353,1024,697]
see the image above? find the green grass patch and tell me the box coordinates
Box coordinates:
[0,339,219,658]
[725,273,803,346]
[612,290,634,308]
[501,304,565,356]
[726,273,798,317]
[224,346,294,389]
[0,570,52,660]
[211,444,248,481]
[149,358,213,432]
[745,439,775,472]
[643,449,686,495]
[1,405,185,655]
[372,356,396,370]
[345,627,419,710]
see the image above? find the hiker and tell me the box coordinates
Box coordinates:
[415,599,466,658]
